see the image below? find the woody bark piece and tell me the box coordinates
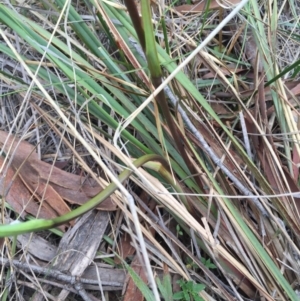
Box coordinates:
[51,210,110,300]
[17,232,57,262]
[82,264,126,290]
[33,210,110,301]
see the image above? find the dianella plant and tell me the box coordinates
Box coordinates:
[0,0,300,300]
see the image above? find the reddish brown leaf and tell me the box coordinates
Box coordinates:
[282,167,300,218]
[12,158,70,217]
[175,0,241,14]
[292,145,300,180]
[209,102,232,116]
[0,130,116,210]
[114,232,135,265]
[30,161,114,208]
[0,156,66,229]
[123,255,148,301]
[289,82,300,97]
[54,160,69,169]
[187,122,243,171]
[0,131,117,228]
[202,65,245,79]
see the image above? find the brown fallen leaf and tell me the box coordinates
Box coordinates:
[114,232,135,265]
[115,191,157,264]
[290,82,300,97]
[123,255,148,301]
[0,156,60,220]
[175,0,241,14]
[11,157,71,218]
[202,65,245,79]
[0,131,116,229]
[282,166,300,218]
[292,145,300,181]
